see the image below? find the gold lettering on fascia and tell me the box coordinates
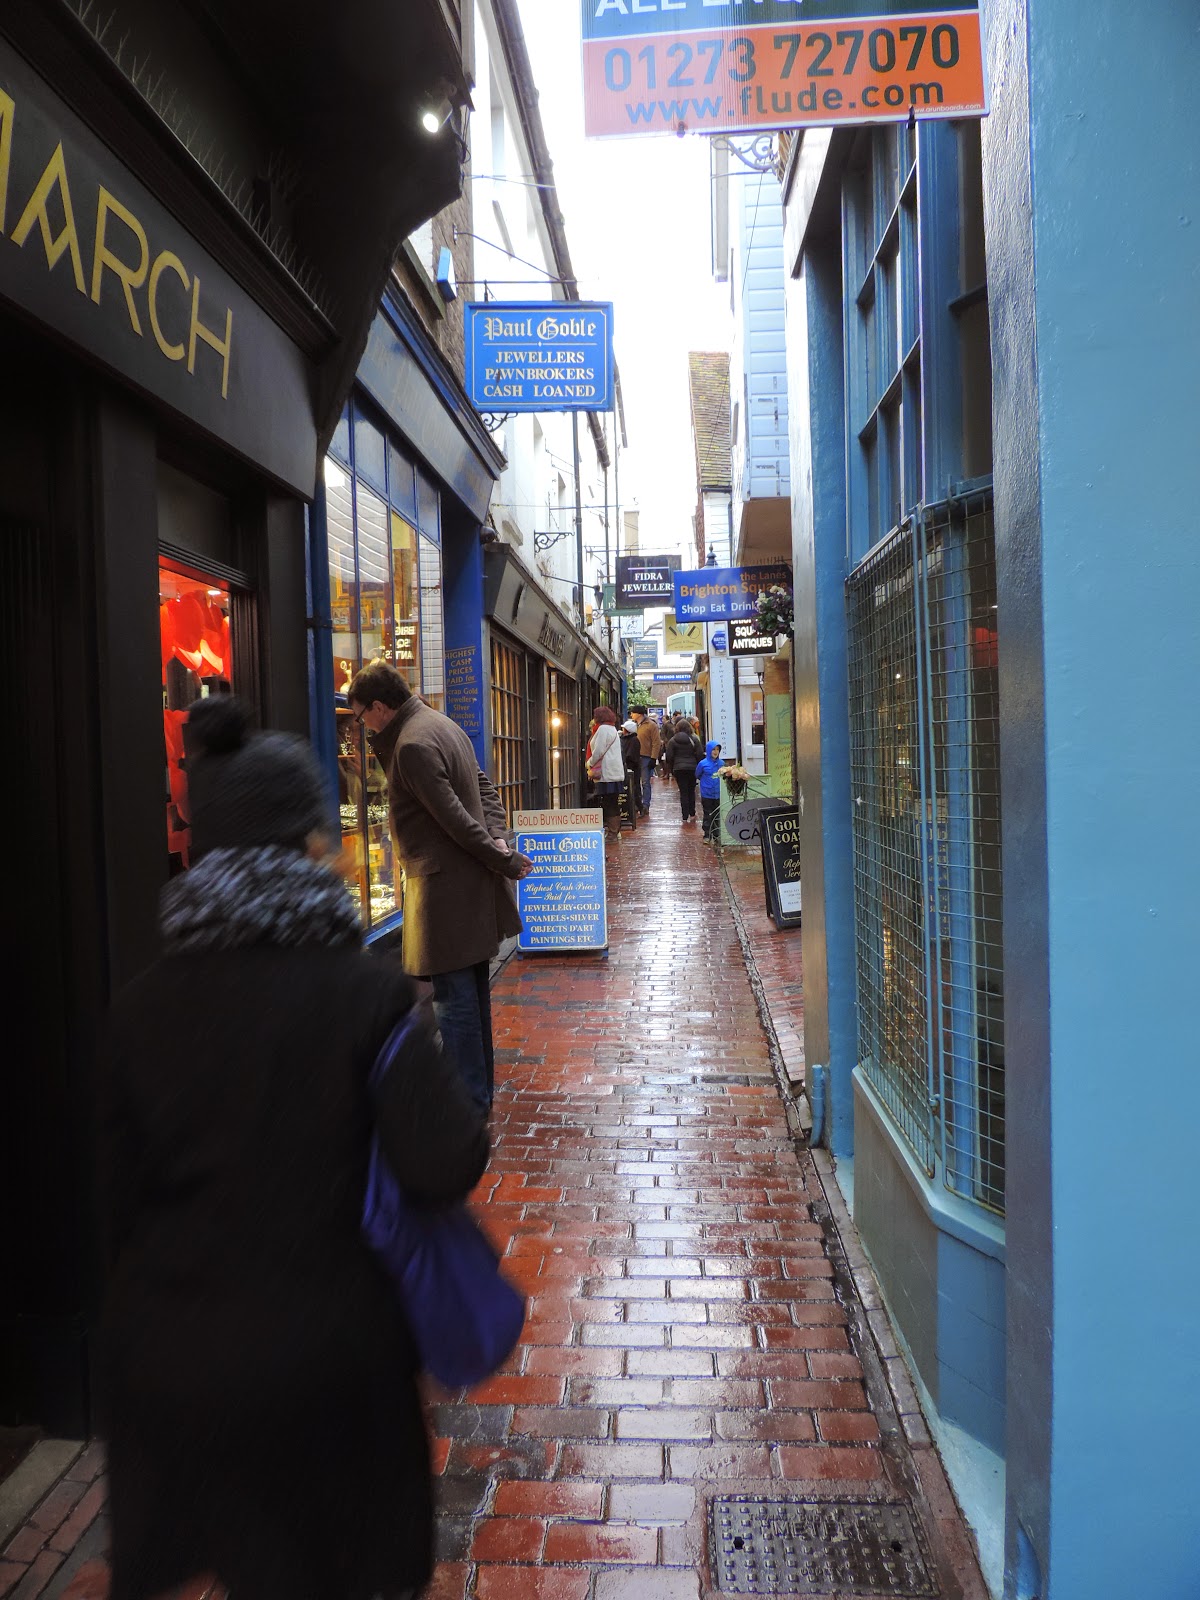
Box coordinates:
[0,88,233,400]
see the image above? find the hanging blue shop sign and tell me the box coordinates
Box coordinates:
[673,561,793,623]
[652,673,693,684]
[632,640,659,671]
[515,815,609,953]
[465,302,615,412]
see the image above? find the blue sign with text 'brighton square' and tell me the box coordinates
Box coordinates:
[465,302,614,413]
[672,561,792,623]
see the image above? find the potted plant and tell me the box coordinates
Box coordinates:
[720,763,751,800]
[756,584,794,638]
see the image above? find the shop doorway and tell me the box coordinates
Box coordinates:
[159,559,234,872]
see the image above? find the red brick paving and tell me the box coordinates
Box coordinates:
[1,785,985,1600]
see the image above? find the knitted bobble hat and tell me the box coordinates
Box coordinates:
[184,695,331,855]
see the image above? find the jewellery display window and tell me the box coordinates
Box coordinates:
[160,559,233,871]
[324,425,445,931]
[548,669,580,809]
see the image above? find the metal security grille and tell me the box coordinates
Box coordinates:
[848,529,935,1170]
[848,496,1005,1213]
[924,501,1004,1211]
[490,633,529,823]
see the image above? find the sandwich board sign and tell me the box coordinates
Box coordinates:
[759,805,804,929]
[514,810,608,953]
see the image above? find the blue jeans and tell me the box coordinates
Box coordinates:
[640,756,656,810]
[431,961,494,1113]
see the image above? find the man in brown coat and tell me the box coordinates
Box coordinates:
[348,661,530,1113]
[632,709,662,817]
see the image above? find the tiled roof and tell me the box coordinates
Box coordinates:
[688,351,732,491]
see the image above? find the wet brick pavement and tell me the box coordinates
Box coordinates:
[1,780,986,1600]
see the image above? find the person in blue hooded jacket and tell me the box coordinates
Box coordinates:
[696,741,724,842]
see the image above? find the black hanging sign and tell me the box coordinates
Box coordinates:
[615,553,680,608]
[759,806,803,930]
[729,619,780,657]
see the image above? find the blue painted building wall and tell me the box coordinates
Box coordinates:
[985,0,1200,1593]
[733,170,790,507]
[781,135,857,1159]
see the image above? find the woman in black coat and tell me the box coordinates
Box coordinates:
[664,722,703,823]
[100,697,488,1600]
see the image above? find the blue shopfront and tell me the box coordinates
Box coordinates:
[307,282,505,938]
[781,113,1007,1586]
[782,3,1200,1593]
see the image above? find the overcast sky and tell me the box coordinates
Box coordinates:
[514,0,733,562]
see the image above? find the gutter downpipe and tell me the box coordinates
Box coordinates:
[810,1063,828,1147]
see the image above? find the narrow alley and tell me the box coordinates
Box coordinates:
[1,796,988,1600]
[428,797,988,1600]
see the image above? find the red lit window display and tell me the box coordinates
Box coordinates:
[161,560,233,868]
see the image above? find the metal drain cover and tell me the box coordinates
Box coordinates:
[709,1496,939,1596]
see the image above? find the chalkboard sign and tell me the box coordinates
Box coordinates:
[760,806,803,930]
[617,772,639,832]
[515,819,608,953]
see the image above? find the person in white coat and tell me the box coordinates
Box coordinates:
[586,705,626,842]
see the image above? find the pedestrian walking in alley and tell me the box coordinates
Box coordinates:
[632,707,661,815]
[585,704,625,842]
[665,718,703,823]
[349,661,531,1114]
[696,738,724,841]
[99,695,489,1600]
[620,716,641,776]
[658,713,677,781]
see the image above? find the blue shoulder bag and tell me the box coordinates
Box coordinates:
[362,1012,525,1389]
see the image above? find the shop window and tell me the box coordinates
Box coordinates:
[353,410,387,497]
[388,442,417,520]
[955,121,993,480]
[491,634,529,823]
[160,560,232,871]
[845,129,922,554]
[419,535,445,711]
[847,499,1004,1215]
[417,469,440,543]
[325,458,359,696]
[325,438,446,930]
[329,404,351,467]
[322,410,447,930]
[548,670,579,809]
[392,512,421,684]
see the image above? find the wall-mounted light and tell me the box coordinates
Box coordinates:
[420,93,454,135]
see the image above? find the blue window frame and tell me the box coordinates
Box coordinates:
[843,122,1004,1216]
[312,397,446,932]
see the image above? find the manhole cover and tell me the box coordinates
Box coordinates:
[709,1496,939,1596]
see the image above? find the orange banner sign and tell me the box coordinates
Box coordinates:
[582,13,985,138]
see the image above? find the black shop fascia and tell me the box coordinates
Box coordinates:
[0,0,469,1443]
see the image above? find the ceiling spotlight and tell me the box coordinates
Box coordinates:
[420,94,454,135]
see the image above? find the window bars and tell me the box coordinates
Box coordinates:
[847,496,1005,1214]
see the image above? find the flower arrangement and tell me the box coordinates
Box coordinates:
[756,583,794,637]
[720,763,751,799]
